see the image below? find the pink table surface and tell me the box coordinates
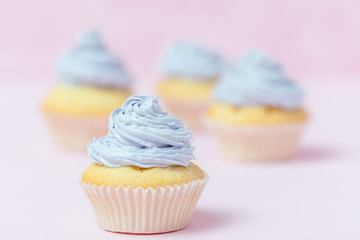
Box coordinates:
[0,79,359,239]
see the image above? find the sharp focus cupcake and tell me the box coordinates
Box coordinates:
[204,50,308,161]
[158,41,223,130]
[43,31,132,149]
[80,95,208,234]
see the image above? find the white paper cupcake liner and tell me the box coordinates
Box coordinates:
[203,116,307,161]
[80,174,209,234]
[160,97,211,130]
[44,113,109,150]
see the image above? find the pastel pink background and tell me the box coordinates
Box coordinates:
[1,0,360,83]
[1,1,360,239]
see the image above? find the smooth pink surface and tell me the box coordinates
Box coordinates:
[1,0,360,83]
[1,80,359,239]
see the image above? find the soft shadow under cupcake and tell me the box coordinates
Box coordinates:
[183,208,239,233]
[291,145,341,163]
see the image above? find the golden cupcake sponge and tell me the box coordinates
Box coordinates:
[158,78,214,100]
[82,162,205,189]
[43,83,131,116]
[208,102,308,125]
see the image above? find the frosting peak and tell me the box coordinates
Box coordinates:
[214,50,303,110]
[80,31,103,48]
[58,30,131,88]
[88,95,194,168]
[161,41,223,80]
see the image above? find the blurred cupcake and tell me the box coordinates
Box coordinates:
[158,41,223,130]
[80,95,208,234]
[43,31,132,149]
[204,50,308,161]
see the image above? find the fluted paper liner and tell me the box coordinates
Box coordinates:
[203,116,307,161]
[80,174,209,233]
[44,113,109,149]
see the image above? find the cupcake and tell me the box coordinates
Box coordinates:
[80,95,208,234]
[43,31,132,149]
[158,41,223,130]
[204,50,308,161]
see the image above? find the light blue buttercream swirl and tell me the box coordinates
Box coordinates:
[161,41,223,80]
[58,31,131,88]
[88,95,194,168]
[214,50,303,110]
